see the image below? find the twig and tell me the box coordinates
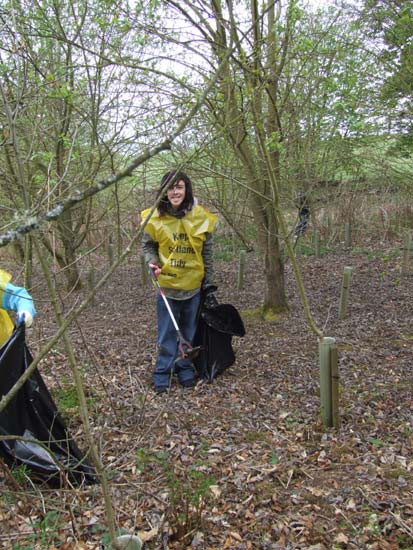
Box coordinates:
[0,531,34,541]
[285,469,294,489]
[0,457,21,491]
[322,304,334,332]
[390,511,413,537]
[263,422,296,446]
[334,507,358,531]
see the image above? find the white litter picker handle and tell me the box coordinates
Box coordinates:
[148,266,181,334]
[159,289,181,334]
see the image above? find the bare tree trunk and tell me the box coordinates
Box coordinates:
[57,210,83,290]
[264,218,287,314]
[205,0,289,315]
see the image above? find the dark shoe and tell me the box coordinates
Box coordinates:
[154,386,168,395]
[181,379,196,389]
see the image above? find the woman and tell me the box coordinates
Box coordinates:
[0,269,36,345]
[141,170,218,394]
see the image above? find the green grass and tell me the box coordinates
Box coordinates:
[53,383,97,416]
[295,241,331,257]
[352,245,403,261]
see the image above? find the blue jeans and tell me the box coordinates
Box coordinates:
[154,292,201,388]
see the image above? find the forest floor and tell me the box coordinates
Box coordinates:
[0,234,412,549]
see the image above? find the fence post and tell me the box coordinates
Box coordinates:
[339,266,353,320]
[330,341,340,428]
[319,337,336,428]
[237,249,246,290]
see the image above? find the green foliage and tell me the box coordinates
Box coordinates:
[266,131,283,153]
[35,511,62,546]
[341,136,413,185]
[262,308,279,322]
[295,241,330,257]
[269,451,280,465]
[55,385,80,411]
[12,510,63,549]
[352,246,402,262]
[364,512,380,536]
[134,448,169,475]
[363,1,413,136]
[10,464,29,485]
[165,465,216,540]
[54,380,96,415]
[214,249,233,261]
[134,448,215,541]
[368,437,383,449]
[241,307,267,319]
[213,233,237,261]
[135,447,153,473]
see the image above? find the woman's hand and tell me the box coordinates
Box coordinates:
[149,262,162,278]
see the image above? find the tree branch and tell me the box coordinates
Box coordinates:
[0,44,231,248]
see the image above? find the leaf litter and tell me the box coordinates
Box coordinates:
[0,240,412,549]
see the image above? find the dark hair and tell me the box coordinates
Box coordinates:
[157,170,194,215]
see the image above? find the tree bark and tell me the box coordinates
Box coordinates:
[57,209,83,290]
[207,0,288,314]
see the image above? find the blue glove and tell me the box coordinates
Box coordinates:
[2,283,36,326]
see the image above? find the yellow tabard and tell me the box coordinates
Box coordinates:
[141,205,218,290]
[0,269,14,346]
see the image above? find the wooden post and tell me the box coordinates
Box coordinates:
[319,337,335,428]
[339,266,353,319]
[330,342,340,428]
[402,230,412,276]
[140,253,148,286]
[314,229,321,258]
[344,222,351,248]
[237,249,246,290]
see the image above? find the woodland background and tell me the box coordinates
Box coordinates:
[0,0,412,548]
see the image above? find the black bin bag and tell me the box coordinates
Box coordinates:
[0,325,97,486]
[194,303,245,382]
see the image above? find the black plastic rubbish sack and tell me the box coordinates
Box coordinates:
[194,303,245,382]
[0,325,96,486]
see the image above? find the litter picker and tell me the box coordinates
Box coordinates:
[148,266,202,362]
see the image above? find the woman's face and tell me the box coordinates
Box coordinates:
[167,179,186,210]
